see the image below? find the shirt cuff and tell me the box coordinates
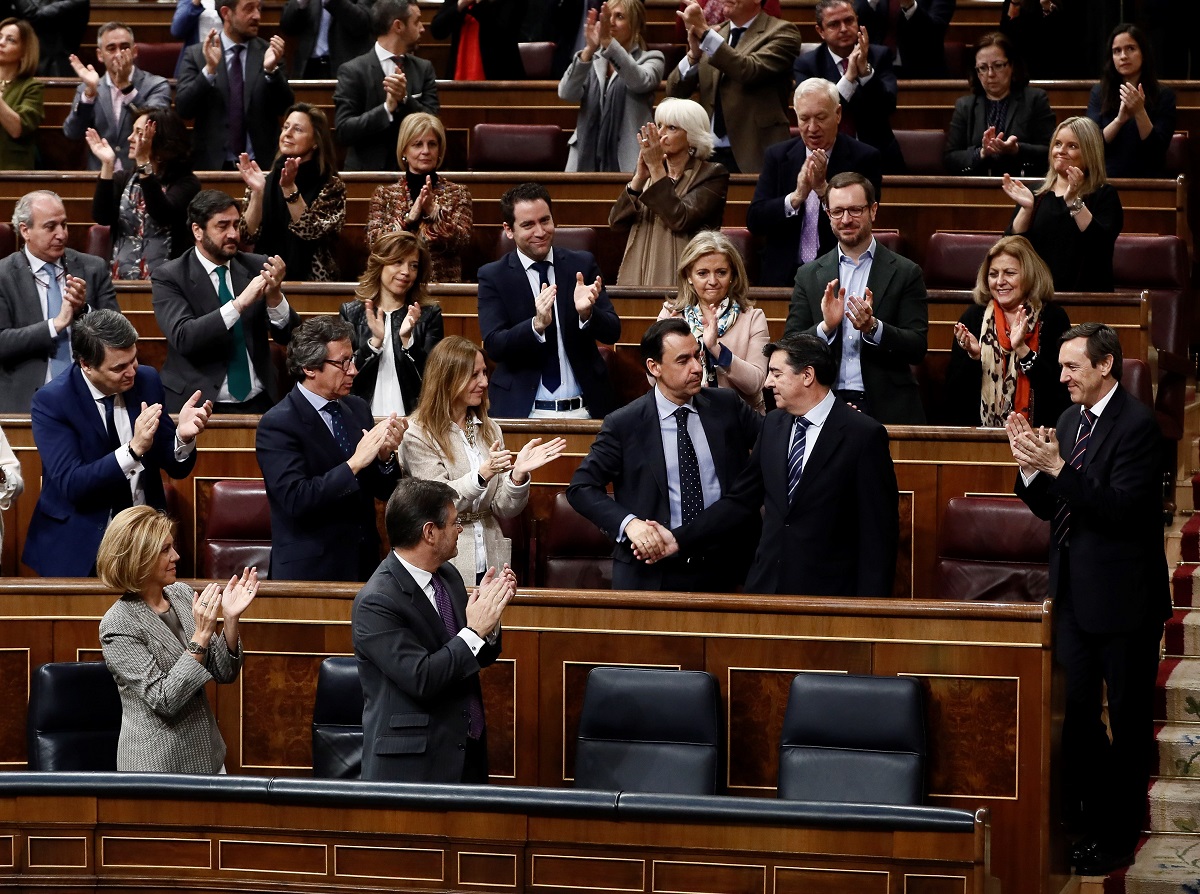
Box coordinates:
[220,300,241,329]
[116,446,141,476]
[676,55,696,77]
[903,1,917,18]
[531,319,547,343]
[616,513,636,541]
[80,92,96,105]
[174,435,197,460]
[863,321,884,346]
[859,67,876,86]
[267,296,291,326]
[698,28,723,56]
[1020,469,1039,486]
[784,195,801,217]
[204,70,216,84]
[47,319,60,338]
[458,627,485,655]
[838,77,857,102]
[817,321,837,343]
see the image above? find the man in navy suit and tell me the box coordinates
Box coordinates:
[854,0,955,79]
[256,316,406,582]
[747,78,883,287]
[567,319,762,592]
[22,310,213,577]
[793,0,905,172]
[477,183,621,420]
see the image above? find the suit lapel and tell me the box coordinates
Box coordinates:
[383,553,451,647]
[792,400,846,504]
[1082,386,1124,468]
[639,392,670,503]
[693,390,728,489]
[291,388,348,467]
[129,595,188,656]
[186,250,221,314]
[865,244,897,308]
[243,41,264,112]
[67,364,111,444]
[761,411,791,500]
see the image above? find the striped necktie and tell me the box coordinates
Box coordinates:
[786,415,812,503]
[1052,408,1095,546]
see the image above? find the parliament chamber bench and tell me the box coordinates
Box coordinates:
[0,579,1046,893]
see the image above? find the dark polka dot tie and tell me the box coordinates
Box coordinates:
[675,406,704,525]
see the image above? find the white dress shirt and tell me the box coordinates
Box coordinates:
[393,551,486,654]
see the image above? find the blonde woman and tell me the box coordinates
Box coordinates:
[403,337,566,583]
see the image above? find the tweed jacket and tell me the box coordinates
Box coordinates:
[100,582,243,773]
[365,179,473,283]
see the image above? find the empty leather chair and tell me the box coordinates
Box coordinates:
[496,505,533,585]
[539,492,613,589]
[1165,133,1188,177]
[200,480,272,579]
[495,226,597,261]
[517,41,555,78]
[470,124,569,172]
[894,130,946,175]
[27,661,122,771]
[778,672,925,805]
[575,666,721,794]
[311,657,364,779]
[872,229,909,259]
[135,42,184,78]
[1122,358,1153,413]
[719,226,757,283]
[86,225,111,262]
[935,496,1049,603]
[0,222,14,257]
[923,232,995,289]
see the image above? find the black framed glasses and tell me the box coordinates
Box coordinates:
[975,61,1010,75]
[825,204,870,220]
[322,357,355,373]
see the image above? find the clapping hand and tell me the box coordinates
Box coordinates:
[820,277,846,332]
[533,282,556,334]
[202,28,222,74]
[481,438,514,480]
[263,34,285,73]
[1006,411,1063,476]
[846,26,870,81]
[131,401,163,458]
[953,322,981,360]
[510,437,567,485]
[466,563,516,637]
[1063,165,1085,202]
[846,288,875,334]
[1117,81,1145,121]
[1010,304,1032,353]
[1001,173,1034,209]
[699,300,720,353]
[84,128,116,167]
[278,156,300,191]
[398,301,421,341]
[237,153,266,193]
[573,272,602,320]
[177,390,214,443]
[68,54,100,96]
[220,566,259,620]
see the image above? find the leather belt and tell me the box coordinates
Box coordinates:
[458,509,494,525]
[533,397,585,412]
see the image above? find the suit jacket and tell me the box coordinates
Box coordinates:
[99,582,242,773]
[353,553,501,782]
[62,68,172,171]
[677,398,899,596]
[151,248,300,412]
[0,248,119,413]
[430,0,526,79]
[333,49,439,172]
[793,44,905,173]
[664,14,801,174]
[175,37,295,169]
[477,247,622,419]
[747,134,883,287]
[22,365,197,577]
[256,384,402,581]
[854,0,955,78]
[567,387,762,591]
[1016,386,1172,634]
[340,299,444,415]
[279,0,373,73]
[784,241,928,424]
[944,86,1055,176]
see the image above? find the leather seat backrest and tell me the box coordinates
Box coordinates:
[495,226,597,262]
[540,493,613,590]
[135,42,184,79]
[311,657,364,779]
[923,232,995,289]
[894,130,947,175]
[935,496,1049,602]
[27,661,121,771]
[470,124,569,172]
[517,41,555,78]
[201,480,272,579]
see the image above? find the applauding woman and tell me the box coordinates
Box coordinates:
[403,337,566,584]
[0,18,43,170]
[237,103,346,282]
[1002,116,1123,292]
[88,108,200,279]
[97,506,258,773]
[0,423,23,566]
[340,231,444,416]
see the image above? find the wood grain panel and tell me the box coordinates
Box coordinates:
[458,850,519,887]
[774,866,889,894]
[101,835,212,869]
[333,844,444,882]
[920,676,1019,799]
[0,650,29,765]
[240,653,322,770]
[27,835,88,868]
[483,658,518,780]
[218,839,327,875]
[531,853,646,891]
[651,859,765,894]
[0,836,12,868]
[904,875,967,894]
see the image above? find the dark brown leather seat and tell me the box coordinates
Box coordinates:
[87,225,111,261]
[135,42,184,78]
[470,124,569,172]
[922,232,995,289]
[873,229,909,259]
[496,505,533,586]
[0,222,13,257]
[720,226,757,283]
[494,225,597,261]
[538,492,613,589]
[1165,132,1189,177]
[934,496,1049,602]
[517,41,555,79]
[200,480,272,579]
[1122,358,1153,412]
[894,130,946,175]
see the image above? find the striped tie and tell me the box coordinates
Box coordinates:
[787,415,812,504]
[1052,408,1095,546]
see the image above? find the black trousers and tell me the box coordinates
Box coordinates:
[461,735,489,783]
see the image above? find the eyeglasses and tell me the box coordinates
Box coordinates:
[825,204,870,220]
[322,357,355,373]
[975,61,1010,75]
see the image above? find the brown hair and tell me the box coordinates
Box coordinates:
[410,336,499,463]
[971,235,1055,312]
[0,18,39,79]
[355,230,434,307]
[96,506,176,597]
[277,102,338,180]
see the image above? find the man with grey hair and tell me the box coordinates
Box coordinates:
[0,190,118,412]
[22,309,213,577]
[256,315,407,581]
[747,78,883,287]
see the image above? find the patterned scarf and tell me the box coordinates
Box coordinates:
[978,299,1041,427]
[681,298,739,386]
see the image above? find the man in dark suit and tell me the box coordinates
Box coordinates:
[22,310,213,577]
[353,477,515,782]
[1008,323,1171,876]
[783,172,927,424]
[334,0,439,172]
[256,315,406,582]
[280,0,371,79]
[175,0,295,170]
[854,0,955,78]
[747,78,883,287]
[793,0,905,172]
[477,182,621,420]
[152,190,300,414]
[655,333,898,597]
[63,23,172,172]
[567,319,762,592]
[664,0,800,174]
[0,190,118,413]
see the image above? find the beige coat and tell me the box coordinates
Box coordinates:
[658,304,770,413]
[0,425,23,555]
[402,422,530,584]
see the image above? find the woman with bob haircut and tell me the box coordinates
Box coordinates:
[340,230,444,416]
[0,18,43,170]
[402,336,566,584]
[609,96,729,286]
[366,112,473,283]
[1002,116,1123,292]
[657,230,768,412]
[945,234,1071,427]
[97,505,258,773]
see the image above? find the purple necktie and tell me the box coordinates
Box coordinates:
[799,189,821,264]
[228,44,246,159]
[430,572,484,739]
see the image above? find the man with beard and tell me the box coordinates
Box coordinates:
[152,190,300,413]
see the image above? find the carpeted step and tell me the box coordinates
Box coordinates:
[1155,724,1200,779]
[1156,658,1200,724]
[1150,779,1200,833]
[1180,514,1200,563]
[1173,565,1200,608]
[1192,471,1200,511]
[1102,834,1200,894]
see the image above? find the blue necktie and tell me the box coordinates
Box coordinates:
[531,260,561,392]
[323,401,354,458]
[43,262,71,377]
[674,406,704,525]
[786,415,812,503]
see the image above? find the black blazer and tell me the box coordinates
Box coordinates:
[944,86,1056,176]
[352,552,501,782]
[854,0,956,78]
[677,399,899,597]
[430,0,526,80]
[566,387,762,591]
[747,134,883,287]
[339,298,444,415]
[477,247,622,419]
[333,49,440,172]
[1016,386,1171,633]
[256,385,403,581]
[279,0,373,73]
[151,248,300,412]
[92,167,203,265]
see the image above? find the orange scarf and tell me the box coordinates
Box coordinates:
[993,300,1041,420]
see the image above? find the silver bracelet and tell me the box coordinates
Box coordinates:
[1067,197,1086,217]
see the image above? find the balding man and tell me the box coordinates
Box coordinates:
[0,190,118,412]
[747,78,883,287]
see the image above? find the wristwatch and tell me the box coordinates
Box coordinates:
[186,640,207,655]
[284,188,302,204]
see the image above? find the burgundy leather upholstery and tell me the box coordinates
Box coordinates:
[0,223,13,257]
[720,226,758,283]
[1122,358,1153,413]
[496,505,533,586]
[494,226,597,262]
[873,230,909,259]
[934,496,1049,602]
[922,232,995,289]
[200,480,272,579]
[470,124,569,172]
[538,492,613,589]
[1165,132,1188,177]
[894,130,946,175]
[86,225,111,262]
[517,42,555,79]
[135,42,184,79]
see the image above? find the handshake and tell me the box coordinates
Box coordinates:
[625,518,681,564]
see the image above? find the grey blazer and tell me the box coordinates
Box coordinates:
[99,582,243,774]
[0,248,119,413]
[62,67,172,171]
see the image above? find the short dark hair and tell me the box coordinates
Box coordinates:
[641,318,692,366]
[499,182,553,228]
[72,309,137,368]
[1062,322,1123,380]
[386,478,457,549]
[814,0,854,28]
[968,32,1029,95]
[286,315,354,379]
[370,0,412,37]
[763,333,837,386]
[188,189,239,230]
[826,171,876,207]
